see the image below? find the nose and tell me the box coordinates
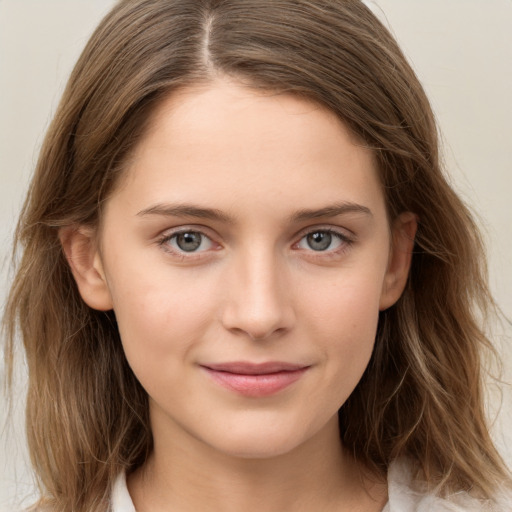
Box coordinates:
[220,248,295,341]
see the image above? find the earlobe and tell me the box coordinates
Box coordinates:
[59,226,113,311]
[379,212,418,311]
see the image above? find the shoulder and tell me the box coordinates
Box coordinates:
[385,458,512,512]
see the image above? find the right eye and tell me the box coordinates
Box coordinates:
[161,230,215,254]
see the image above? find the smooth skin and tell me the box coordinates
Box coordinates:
[61,78,417,512]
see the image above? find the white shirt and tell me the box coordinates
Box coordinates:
[111,458,511,511]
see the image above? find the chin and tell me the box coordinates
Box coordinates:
[200,416,325,461]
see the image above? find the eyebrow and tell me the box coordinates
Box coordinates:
[290,202,372,222]
[136,201,372,223]
[136,203,232,222]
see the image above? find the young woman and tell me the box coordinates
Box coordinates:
[3,1,511,511]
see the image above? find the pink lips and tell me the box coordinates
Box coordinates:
[201,362,309,397]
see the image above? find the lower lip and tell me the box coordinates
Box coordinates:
[202,367,308,397]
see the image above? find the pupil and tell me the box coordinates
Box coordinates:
[307,232,332,251]
[176,232,202,252]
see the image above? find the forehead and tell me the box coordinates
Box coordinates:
[110,78,384,222]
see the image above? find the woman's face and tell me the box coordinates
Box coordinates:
[73,79,415,459]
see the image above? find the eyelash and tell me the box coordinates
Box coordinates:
[157,226,354,260]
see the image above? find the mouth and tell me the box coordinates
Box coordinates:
[200,361,310,397]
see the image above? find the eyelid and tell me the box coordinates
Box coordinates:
[157,224,219,241]
[294,224,354,243]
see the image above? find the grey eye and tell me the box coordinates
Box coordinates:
[175,232,203,252]
[306,231,333,251]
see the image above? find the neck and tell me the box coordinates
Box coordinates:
[128,414,387,512]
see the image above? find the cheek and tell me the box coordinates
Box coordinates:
[105,263,220,377]
[299,269,384,393]
[324,291,380,367]
[302,265,384,336]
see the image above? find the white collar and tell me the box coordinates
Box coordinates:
[111,472,136,512]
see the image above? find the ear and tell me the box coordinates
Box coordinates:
[379,212,418,311]
[59,226,113,311]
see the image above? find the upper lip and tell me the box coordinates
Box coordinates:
[201,362,309,375]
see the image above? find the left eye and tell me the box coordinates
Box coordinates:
[297,231,345,252]
[166,231,213,253]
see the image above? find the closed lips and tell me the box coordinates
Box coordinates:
[201,362,310,397]
[201,362,309,374]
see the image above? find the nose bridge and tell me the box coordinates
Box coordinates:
[221,241,294,340]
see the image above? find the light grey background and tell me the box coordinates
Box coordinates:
[1,1,511,510]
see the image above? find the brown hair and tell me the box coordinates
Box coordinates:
[3,0,510,510]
